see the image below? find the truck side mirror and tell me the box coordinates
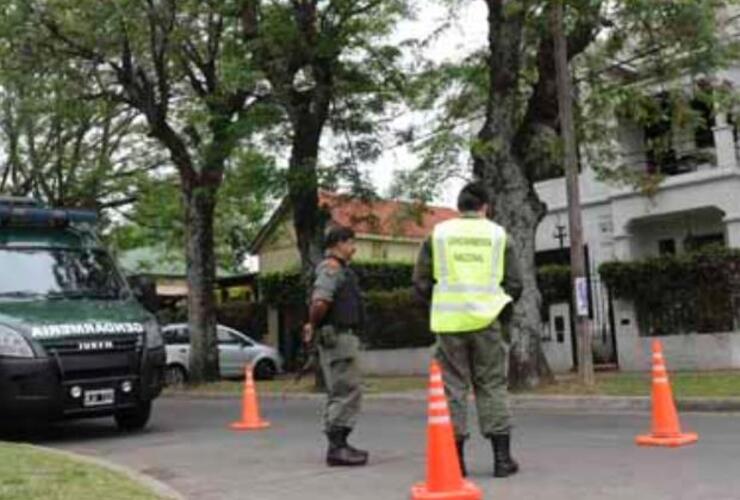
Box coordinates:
[128,276,159,314]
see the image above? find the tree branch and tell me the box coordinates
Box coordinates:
[513,3,603,163]
[145,0,174,117]
[98,195,138,209]
[240,0,260,40]
[37,13,105,63]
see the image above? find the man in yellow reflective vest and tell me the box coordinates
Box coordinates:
[413,181,523,478]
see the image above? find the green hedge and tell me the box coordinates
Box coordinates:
[259,260,572,308]
[258,271,306,306]
[361,288,434,350]
[358,266,573,349]
[258,261,575,350]
[599,246,738,335]
[537,265,572,305]
[258,261,415,305]
[352,261,414,290]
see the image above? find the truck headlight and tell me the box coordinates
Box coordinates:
[0,325,34,358]
[145,321,163,349]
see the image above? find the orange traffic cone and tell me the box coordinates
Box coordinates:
[411,361,482,500]
[636,340,698,447]
[230,364,271,431]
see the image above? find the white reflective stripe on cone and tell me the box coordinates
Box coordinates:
[428,416,451,425]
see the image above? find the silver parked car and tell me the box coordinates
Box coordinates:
[162,323,282,385]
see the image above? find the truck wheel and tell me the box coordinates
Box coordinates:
[254,359,276,380]
[165,364,187,386]
[115,401,152,432]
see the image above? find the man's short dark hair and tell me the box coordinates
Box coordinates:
[457,181,490,212]
[324,225,355,249]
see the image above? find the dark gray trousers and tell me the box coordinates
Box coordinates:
[434,322,511,438]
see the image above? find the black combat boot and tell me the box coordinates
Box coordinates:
[455,437,467,477]
[326,427,369,467]
[338,427,369,461]
[490,433,519,478]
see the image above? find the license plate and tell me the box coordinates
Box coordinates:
[83,389,115,407]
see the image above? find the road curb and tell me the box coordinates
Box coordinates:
[675,397,740,412]
[164,390,740,412]
[28,444,185,500]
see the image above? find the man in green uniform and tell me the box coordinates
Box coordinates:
[413,181,523,478]
[303,226,368,467]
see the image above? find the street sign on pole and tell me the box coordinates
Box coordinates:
[575,277,590,317]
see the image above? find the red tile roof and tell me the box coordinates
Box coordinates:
[319,191,458,240]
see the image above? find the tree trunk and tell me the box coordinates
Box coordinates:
[500,186,554,389]
[288,98,331,281]
[288,155,324,279]
[289,122,330,390]
[474,0,556,389]
[289,137,328,390]
[183,180,220,383]
[473,144,554,389]
[287,84,332,390]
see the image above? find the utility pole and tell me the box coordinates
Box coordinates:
[552,0,594,386]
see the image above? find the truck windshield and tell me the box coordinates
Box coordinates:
[0,248,127,300]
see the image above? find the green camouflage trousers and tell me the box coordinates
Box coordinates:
[317,327,362,432]
[434,322,511,439]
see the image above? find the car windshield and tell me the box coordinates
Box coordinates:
[0,248,127,300]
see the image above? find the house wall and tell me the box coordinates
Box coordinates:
[628,210,725,258]
[360,347,433,376]
[257,217,425,275]
[610,168,740,259]
[257,218,301,274]
[614,300,740,371]
[532,97,740,371]
[541,303,575,373]
[354,236,423,263]
[535,168,740,266]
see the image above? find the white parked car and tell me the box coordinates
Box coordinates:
[162,323,282,385]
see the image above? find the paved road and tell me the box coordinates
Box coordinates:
[10,396,740,500]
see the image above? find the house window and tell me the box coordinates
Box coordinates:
[643,93,717,175]
[554,316,566,343]
[691,97,714,149]
[658,239,676,256]
[644,94,676,174]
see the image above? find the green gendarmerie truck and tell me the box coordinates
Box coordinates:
[0,197,165,430]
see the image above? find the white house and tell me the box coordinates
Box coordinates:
[536,59,740,372]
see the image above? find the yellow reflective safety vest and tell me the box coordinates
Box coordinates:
[431,217,511,333]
